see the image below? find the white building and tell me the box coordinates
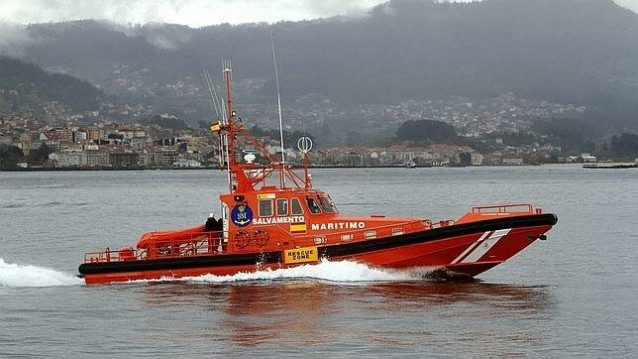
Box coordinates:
[52,149,84,167]
[172,159,203,168]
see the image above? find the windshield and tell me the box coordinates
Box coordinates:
[306,197,321,214]
[327,195,339,213]
[318,196,334,213]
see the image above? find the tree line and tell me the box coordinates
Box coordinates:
[0,143,52,170]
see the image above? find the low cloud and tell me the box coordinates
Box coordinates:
[0,24,33,57]
[0,0,393,28]
[140,25,193,51]
[0,0,634,31]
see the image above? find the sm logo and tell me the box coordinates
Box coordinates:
[231,204,253,227]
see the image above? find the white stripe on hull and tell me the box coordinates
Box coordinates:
[451,231,491,264]
[451,229,511,264]
[460,229,511,264]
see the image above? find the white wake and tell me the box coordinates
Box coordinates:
[0,258,84,288]
[148,260,414,285]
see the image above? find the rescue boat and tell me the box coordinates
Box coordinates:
[78,66,558,285]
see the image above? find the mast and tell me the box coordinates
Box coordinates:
[222,61,235,192]
[219,61,253,193]
[209,60,311,193]
[224,62,235,167]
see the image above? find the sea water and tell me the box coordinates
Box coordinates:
[1,166,636,357]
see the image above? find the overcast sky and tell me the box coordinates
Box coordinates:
[0,0,636,27]
[0,0,392,26]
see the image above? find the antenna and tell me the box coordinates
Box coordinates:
[270,30,286,166]
[297,136,313,189]
[203,69,222,119]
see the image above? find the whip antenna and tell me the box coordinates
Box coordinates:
[270,30,286,166]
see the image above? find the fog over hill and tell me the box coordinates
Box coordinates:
[2,0,638,135]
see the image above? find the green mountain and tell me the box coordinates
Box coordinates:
[0,56,102,113]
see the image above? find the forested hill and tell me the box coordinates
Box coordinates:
[0,56,102,113]
[8,0,638,129]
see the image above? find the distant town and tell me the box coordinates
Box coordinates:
[3,91,627,170]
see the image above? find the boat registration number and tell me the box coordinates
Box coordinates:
[283,246,318,264]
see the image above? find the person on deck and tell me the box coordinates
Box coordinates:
[205,213,224,252]
[205,213,218,232]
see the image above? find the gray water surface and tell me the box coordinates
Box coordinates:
[1,166,636,357]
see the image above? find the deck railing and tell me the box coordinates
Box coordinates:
[83,231,227,263]
[471,203,535,214]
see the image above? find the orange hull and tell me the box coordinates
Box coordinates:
[80,214,556,285]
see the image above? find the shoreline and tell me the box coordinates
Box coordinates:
[1,163,595,172]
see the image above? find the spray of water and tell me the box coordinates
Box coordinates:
[133,260,441,285]
[0,258,83,288]
[0,258,466,288]
[191,260,412,283]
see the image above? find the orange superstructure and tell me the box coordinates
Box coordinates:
[78,65,557,285]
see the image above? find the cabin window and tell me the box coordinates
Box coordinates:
[258,199,273,217]
[306,197,321,214]
[318,196,334,213]
[291,198,304,215]
[276,199,288,216]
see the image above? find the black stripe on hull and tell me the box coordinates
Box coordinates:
[320,213,557,258]
[78,251,282,276]
[78,213,557,276]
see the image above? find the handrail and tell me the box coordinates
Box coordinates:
[471,203,533,214]
[84,231,228,263]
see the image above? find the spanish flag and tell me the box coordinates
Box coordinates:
[290,223,307,234]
